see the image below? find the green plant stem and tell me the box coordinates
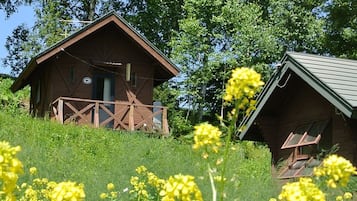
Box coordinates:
[208,164,217,201]
[219,104,239,201]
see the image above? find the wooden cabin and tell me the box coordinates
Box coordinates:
[10,12,180,134]
[239,52,357,178]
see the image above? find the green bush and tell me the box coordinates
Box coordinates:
[0,78,30,113]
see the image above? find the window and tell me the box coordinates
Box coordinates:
[281,120,329,149]
[278,120,329,179]
[131,72,137,87]
[36,80,41,104]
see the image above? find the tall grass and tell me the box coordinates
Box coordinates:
[0,111,279,200]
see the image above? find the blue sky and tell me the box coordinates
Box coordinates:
[0,6,35,75]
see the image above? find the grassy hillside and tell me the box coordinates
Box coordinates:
[0,111,278,200]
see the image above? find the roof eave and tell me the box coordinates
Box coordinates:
[10,58,38,92]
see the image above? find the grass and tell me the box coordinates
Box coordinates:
[0,111,279,200]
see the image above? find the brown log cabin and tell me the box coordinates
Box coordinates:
[239,52,357,178]
[10,12,180,135]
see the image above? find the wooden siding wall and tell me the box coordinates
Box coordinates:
[256,74,357,164]
[30,23,155,125]
[29,66,52,117]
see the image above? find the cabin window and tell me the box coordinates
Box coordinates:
[36,80,41,104]
[278,119,330,179]
[131,72,137,87]
[280,120,328,149]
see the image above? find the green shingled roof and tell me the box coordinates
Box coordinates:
[288,52,357,108]
[239,52,357,139]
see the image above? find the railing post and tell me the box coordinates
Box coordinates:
[94,102,99,128]
[162,107,169,135]
[129,104,135,131]
[58,98,64,124]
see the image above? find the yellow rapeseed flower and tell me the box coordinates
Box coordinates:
[0,141,23,200]
[344,192,353,200]
[106,183,115,191]
[192,123,222,158]
[136,165,147,174]
[224,67,264,102]
[99,193,108,199]
[159,174,203,201]
[47,181,85,201]
[129,175,150,200]
[277,178,325,201]
[224,67,264,116]
[314,155,357,188]
[29,167,37,175]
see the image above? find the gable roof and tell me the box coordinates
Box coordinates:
[11,11,180,92]
[239,52,357,139]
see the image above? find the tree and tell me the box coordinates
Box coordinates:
[3,24,31,76]
[266,0,326,53]
[0,0,31,17]
[169,0,327,125]
[34,0,73,47]
[120,0,184,54]
[3,0,74,76]
[324,0,357,59]
[169,0,279,123]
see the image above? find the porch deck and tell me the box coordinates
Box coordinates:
[52,97,169,135]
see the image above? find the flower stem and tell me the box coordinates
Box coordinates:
[208,165,217,201]
[219,104,239,201]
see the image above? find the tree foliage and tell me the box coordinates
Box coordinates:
[324,0,357,59]
[0,0,31,17]
[169,0,325,124]
[3,24,33,75]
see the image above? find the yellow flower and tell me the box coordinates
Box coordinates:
[314,155,357,188]
[160,174,203,201]
[29,167,37,175]
[47,181,85,201]
[336,195,343,201]
[0,141,23,200]
[213,176,226,182]
[99,193,108,199]
[110,191,118,198]
[135,165,147,174]
[147,172,165,189]
[344,192,353,200]
[192,122,222,158]
[224,67,264,115]
[106,183,115,191]
[216,157,223,165]
[277,178,325,201]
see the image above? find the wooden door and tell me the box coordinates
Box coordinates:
[92,74,115,127]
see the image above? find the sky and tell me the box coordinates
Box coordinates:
[0,6,35,75]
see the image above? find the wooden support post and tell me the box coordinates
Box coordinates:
[58,99,64,124]
[129,104,135,131]
[94,102,99,128]
[162,107,169,135]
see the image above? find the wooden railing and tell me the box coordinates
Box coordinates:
[52,97,169,135]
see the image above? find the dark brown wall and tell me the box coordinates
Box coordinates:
[256,73,357,164]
